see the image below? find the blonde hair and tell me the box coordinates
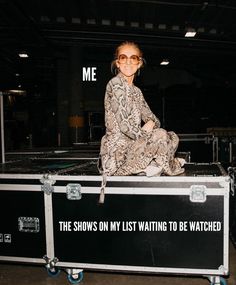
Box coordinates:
[111,41,144,74]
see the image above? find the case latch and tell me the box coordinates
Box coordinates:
[190,185,207,203]
[66,183,82,200]
[18,217,40,233]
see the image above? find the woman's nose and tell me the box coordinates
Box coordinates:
[126,58,131,64]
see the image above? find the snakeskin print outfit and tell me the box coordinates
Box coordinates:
[100,73,184,176]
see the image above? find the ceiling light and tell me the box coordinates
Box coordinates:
[172,25,180,31]
[160,59,169,65]
[158,24,166,30]
[102,19,111,26]
[116,20,125,26]
[197,27,205,33]
[87,19,96,24]
[130,22,139,28]
[185,28,196,38]
[72,17,81,24]
[145,23,153,29]
[56,16,66,23]
[209,28,217,34]
[40,16,50,22]
[18,52,29,58]
[4,89,26,95]
[185,31,196,37]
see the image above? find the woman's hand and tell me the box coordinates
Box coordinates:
[142,120,155,132]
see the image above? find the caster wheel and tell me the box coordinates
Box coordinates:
[67,271,84,284]
[220,277,227,285]
[46,267,61,277]
[210,277,227,285]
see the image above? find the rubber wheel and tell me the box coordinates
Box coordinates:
[67,272,84,284]
[210,277,227,285]
[46,267,61,277]
[220,277,227,285]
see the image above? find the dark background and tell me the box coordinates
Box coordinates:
[0,0,236,151]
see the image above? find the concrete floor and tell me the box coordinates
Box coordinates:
[0,242,235,285]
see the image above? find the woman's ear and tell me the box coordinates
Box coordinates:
[115,60,120,69]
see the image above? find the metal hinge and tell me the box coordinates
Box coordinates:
[40,174,56,195]
[190,185,207,203]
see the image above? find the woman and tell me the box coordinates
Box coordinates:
[100,41,185,176]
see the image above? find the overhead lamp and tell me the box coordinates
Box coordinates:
[145,23,153,29]
[209,28,217,34]
[18,52,29,58]
[4,89,26,95]
[160,59,169,66]
[101,19,111,26]
[158,24,166,30]
[172,25,180,31]
[41,16,50,22]
[72,17,81,24]
[87,18,96,25]
[185,28,196,38]
[130,21,139,28]
[197,27,205,33]
[56,16,66,23]
[116,20,125,27]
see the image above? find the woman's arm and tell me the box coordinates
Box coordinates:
[139,91,161,128]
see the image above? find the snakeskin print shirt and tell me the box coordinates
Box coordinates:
[100,73,161,175]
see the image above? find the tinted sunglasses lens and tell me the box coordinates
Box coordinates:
[118,54,140,64]
[118,54,128,63]
[130,55,140,64]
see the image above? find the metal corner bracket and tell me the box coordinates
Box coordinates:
[43,255,59,269]
[40,174,56,195]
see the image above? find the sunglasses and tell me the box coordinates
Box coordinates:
[117,54,142,65]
